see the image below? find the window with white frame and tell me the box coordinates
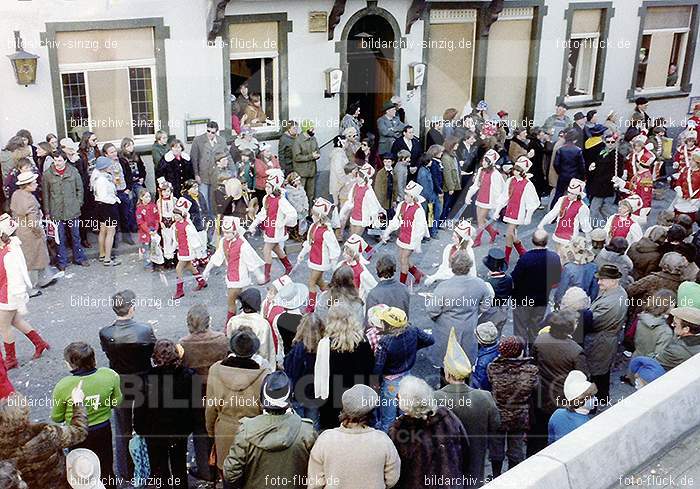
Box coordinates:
[56,28,158,143]
[565,9,602,101]
[229,22,280,132]
[635,6,692,92]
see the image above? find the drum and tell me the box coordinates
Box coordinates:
[674,199,699,222]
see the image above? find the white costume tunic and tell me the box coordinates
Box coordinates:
[158,196,176,259]
[299,223,341,272]
[340,182,383,228]
[174,219,204,261]
[335,258,377,301]
[498,176,540,225]
[426,244,477,285]
[604,214,643,246]
[0,237,32,314]
[384,201,430,252]
[209,235,264,288]
[538,196,592,244]
[465,168,506,210]
[249,194,298,243]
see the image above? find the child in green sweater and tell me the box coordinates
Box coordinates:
[51,342,122,483]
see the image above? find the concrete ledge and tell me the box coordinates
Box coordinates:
[486,353,700,489]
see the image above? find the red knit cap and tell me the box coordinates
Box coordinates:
[498,336,524,358]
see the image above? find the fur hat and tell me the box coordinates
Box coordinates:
[498,336,524,358]
[565,236,594,265]
[659,251,688,275]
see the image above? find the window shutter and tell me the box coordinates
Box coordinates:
[645,6,692,31]
[229,22,279,55]
[572,9,601,35]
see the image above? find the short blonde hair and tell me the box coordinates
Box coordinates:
[398,375,436,419]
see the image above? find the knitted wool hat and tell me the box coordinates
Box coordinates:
[498,336,524,358]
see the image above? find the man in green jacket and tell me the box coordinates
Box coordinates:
[292,120,320,207]
[42,151,88,270]
[52,341,122,485]
[224,371,317,489]
[654,307,700,370]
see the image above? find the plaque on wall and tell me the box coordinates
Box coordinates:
[309,11,328,33]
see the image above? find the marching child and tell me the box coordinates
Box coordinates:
[297,198,341,312]
[261,275,291,356]
[604,195,644,246]
[335,162,358,242]
[135,188,162,270]
[381,181,430,285]
[172,198,207,299]
[182,179,210,266]
[284,172,309,241]
[538,178,592,251]
[497,156,541,264]
[339,164,384,253]
[425,220,476,286]
[374,153,399,221]
[465,149,505,247]
[203,216,265,325]
[674,130,697,172]
[336,234,377,301]
[247,170,298,283]
[156,177,177,267]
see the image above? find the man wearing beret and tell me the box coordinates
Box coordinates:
[654,307,700,370]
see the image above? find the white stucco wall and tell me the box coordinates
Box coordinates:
[1,0,698,147]
[534,0,700,131]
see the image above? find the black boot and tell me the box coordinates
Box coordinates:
[491,460,503,479]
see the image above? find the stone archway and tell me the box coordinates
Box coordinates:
[337,6,404,135]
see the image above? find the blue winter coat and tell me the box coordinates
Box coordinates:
[470,343,500,391]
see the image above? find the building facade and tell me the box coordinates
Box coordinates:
[2,0,699,157]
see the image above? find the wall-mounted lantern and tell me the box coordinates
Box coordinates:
[407,62,426,91]
[324,68,342,98]
[7,31,39,86]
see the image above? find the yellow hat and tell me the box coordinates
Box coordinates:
[444,327,472,379]
[379,307,407,328]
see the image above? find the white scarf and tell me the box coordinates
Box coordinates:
[314,337,331,399]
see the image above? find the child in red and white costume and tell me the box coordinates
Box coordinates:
[465,149,505,247]
[261,274,290,355]
[426,220,477,286]
[614,148,654,224]
[603,195,644,246]
[538,178,592,251]
[497,156,541,264]
[672,149,700,218]
[0,214,50,370]
[339,164,384,255]
[247,171,298,283]
[297,198,341,312]
[136,188,162,270]
[336,234,377,300]
[156,177,177,262]
[382,181,430,285]
[203,215,265,324]
[624,133,657,180]
[673,131,697,172]
[172,198,207,299]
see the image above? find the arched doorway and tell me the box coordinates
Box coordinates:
[343,13,399,136]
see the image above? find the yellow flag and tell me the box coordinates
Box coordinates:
[444,327,472,379]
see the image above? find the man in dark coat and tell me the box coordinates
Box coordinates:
[512,230,561,349]
[529,309,589,456]
[437,336,500,487]
[391,125,422,167]
[586,132,624,227]
[364,254,410,322]
[551,129,586,208]
[98,289,157,482]
[571,112,586,149]
[278,121,298,175]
